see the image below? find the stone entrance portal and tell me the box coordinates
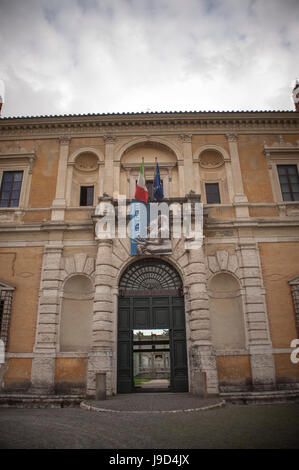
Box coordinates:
[117,259,189,393]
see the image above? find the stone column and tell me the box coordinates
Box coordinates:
[226,134,249,217]
[237,241,276,390]
[187,247,219,395]
[87,238,115,397]
[31,244,63,393]
[103,136,116,195]
[51,137,70,221]
[180,134,194,194]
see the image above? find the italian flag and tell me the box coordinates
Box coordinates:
[134,161,148,203]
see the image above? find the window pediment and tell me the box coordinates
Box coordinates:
[0,152,35,174]
[289,277,299,286]
[0,281,15,291]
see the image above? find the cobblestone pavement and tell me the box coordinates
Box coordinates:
[0,400,298,449]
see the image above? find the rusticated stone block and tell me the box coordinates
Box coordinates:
[184,262,205,276]
[190,299,209,311]
[39,304,59,314]
[189,319,211,330]
[93,301,113,313]
[191,329,211,341]
[39,295,59,305]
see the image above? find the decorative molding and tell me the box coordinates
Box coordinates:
[103,135,116,144]
[0,152,36,173]
[116,136,181,163]
[68,147,104,164]
[121,161,177,171]
[1,113,299,139]
[226,133,238,143]
[74,152,99,172]
[180,134,192,143]
[0,281,16,291]
[264,136,299,155]
[193,144,230,163]
[59,136,70,145]
[199,150,224,169]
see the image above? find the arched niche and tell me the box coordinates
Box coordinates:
[59,274,93,352]
[193,144,232,203]
[119,141,179,199]
[66,149,104,206]
[208,272,246,350]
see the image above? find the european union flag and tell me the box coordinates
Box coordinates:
[153,161,164,201]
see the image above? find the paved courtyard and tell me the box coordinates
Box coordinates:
[0,397,298,449]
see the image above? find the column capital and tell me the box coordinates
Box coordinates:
[59,136,71,145]
[226,133,238,143]
[180,133,192,143]
[103,135,116,144]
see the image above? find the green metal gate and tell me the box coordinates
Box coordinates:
[117,260,188,394]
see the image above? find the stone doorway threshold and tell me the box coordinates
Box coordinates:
[80,392,225,414]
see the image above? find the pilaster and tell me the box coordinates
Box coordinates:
[180,134,194,194]
[237,241,276,390]
[31,244,63,393]
[87,238,115,397]
[226,134,249,217]
[103,135,116,195]
[186,247,219,395]
[51,137,70,221]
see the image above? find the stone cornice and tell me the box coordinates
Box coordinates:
[0,111,299,138]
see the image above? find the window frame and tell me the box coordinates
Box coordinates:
[0,170,24,208]
[0,281,15,350]
[204,181,221,204]
[277,164,299,202]
[79,185,95,207]
[0,153,35,209]
[264,141,299,203]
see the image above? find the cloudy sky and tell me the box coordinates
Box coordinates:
[0,0,298,117]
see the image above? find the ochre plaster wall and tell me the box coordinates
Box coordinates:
[3,358,32,390]
[216,355,252,382]
[259,242,299,348]
[238,134,275,203]
[0,247,43,352]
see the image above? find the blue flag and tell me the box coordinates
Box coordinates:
[153,162,164,201]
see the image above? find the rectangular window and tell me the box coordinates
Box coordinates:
[80,186,94,206]
[205,183,221,204]
[0,171,23,208]
[277,165,299,201]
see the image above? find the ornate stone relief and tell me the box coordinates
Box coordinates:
[199,149,224,169]
[74,152,99,172]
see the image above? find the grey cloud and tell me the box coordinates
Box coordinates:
[0,0,298,116]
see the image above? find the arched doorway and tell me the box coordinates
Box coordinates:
[117,259,188,393]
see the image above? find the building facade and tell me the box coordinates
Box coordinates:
[0,110,299,397]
